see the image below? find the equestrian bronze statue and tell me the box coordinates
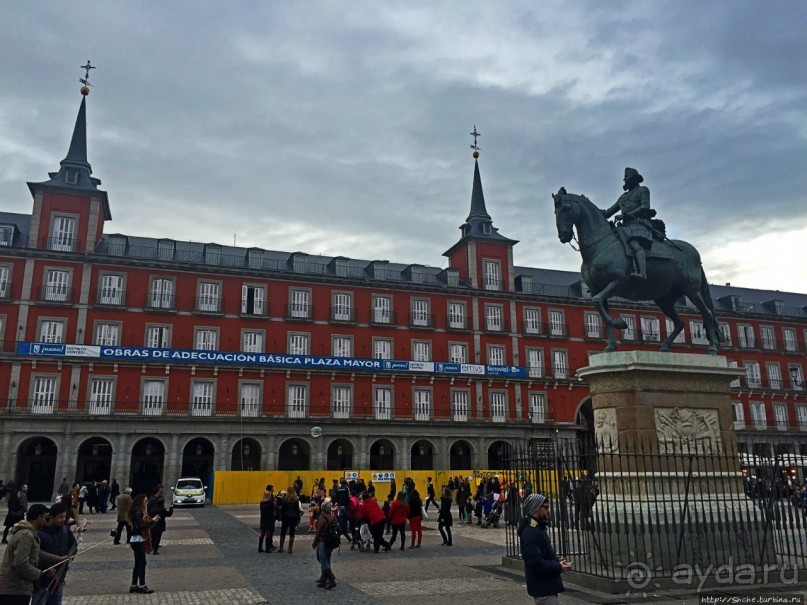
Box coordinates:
[552,168,722,354]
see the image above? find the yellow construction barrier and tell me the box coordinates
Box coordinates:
[212,468,571,505]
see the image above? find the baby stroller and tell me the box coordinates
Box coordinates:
[481,501,503,528]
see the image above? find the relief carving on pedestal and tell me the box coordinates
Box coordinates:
[655,407,722,454]
[594,407,619,453]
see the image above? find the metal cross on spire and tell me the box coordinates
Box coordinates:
[79,60,96,88]
[470,124,481,152]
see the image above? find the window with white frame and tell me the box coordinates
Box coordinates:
[448,302,466,329]
[728,360,741,388]
[530,393,546,424]
[157,240,174,261]
[241,284,266,315]
[451,390,469,422]
[797,404,807,429]
[332,292,352,321]
[0,265,9,298]
[99,274,124,305]
[50,215,76,251]
[289,289,311,318]
[372,338,392,360]
[0,225,13,246]
[745,361,762,388]
[488,345,505,366]
[374,387,391,420]
[760,326,776,350]
[641,317,660,342]
[738,325,755,349]
[411,298,430,326]
[332,336,352,358]
[240,383,261,417]
[490,392,506,422]
[198,281,221,312]
[552,350,568,379]
[31,376,57,414]
[242,330,264,353]
[287,384,308,418]
[789,365,804,390]
[524,308,542,334]
[39,319,64,343]
[750,402,766,427]
[483,259,501,291]
[585,313,601,339]
[142,380,165,416]
[288,333,310,356]
[449,343,467,363]
[719,323,732,346]
[88,378,114,415]
[690,321,708,345]
[372,295,392,324]
[783,328,797,352]
[549,310,565,336]
[332,385,351,419]
[44,269,70,302]
[145,325,171,348]
[149,277,174,309]
[526,348,544,378]
[191,381,215,416]
[414,389,431,420]
[195,328,218,351]
[731,402,745,428]
[621,315,636,341]
[94,323,120,346]
[412,340,431,362]
[767,363,783,389]
[665,318,686,343]
[773,402,788,428]
[485,305,503,331]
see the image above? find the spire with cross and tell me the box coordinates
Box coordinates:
[79,61,96,95]
[470,124,481,157]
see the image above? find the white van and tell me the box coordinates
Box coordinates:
[172,477,207,507]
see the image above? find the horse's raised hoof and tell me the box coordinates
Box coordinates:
[613,319,628,330]
[604,345,617,353]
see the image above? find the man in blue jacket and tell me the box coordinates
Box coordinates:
[518,493,571,604]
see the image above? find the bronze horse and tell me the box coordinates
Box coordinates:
[552,187,721,354]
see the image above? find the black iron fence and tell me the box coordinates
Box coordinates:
[502,435,807,587]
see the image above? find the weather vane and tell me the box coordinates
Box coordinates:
[79,60,96,95]
[470,124,481,152]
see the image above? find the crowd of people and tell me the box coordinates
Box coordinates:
[0,479,175,602]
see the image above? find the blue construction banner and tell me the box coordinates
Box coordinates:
[16,342,526,378]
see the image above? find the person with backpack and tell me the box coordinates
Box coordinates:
[312,501,338,590]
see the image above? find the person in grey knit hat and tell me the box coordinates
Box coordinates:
[518,494,571,604]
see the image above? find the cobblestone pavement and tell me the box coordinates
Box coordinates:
[2,505,801,604]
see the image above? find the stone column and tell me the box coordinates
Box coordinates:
[266,435,278,470]
[217,435,230,471]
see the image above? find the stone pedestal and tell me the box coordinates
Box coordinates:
[576,351,774,580]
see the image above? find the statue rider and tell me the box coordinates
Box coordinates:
[602,167,654,280]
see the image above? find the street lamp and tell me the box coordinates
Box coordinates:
[337,445,343,456]
[291,444,298,456]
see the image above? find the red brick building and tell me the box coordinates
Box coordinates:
[1,90,806,499]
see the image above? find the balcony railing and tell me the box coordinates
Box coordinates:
[41,236,77,252]
[446,315,469,331]
[369,310,397,326]
[548,323,568,337]
[285,303,314,320]
[93,288,127,306]
[37,286,74,303]
[194,296,224,314]
[0,399,550,423]
[0,281,12,299]
[409,313,434,329]
[523,322,545,337]
[329,307,356,323]
[145,293,176,311]
[240,300,269,317]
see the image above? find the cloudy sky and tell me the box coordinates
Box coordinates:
[1,2,805,293]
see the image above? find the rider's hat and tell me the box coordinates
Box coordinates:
[623,167,644,187]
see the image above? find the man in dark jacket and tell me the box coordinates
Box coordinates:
[109,479,120,511]
[518,493,571,604]
[147,486,173,555]
[34,502,76,605]
[0,504,66,602]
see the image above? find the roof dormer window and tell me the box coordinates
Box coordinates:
[0,225,13,246]
[65,169,79,185]
[482,223,492,235]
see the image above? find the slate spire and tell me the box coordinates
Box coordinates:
[466,157,492,223]
[61,95,92,172]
